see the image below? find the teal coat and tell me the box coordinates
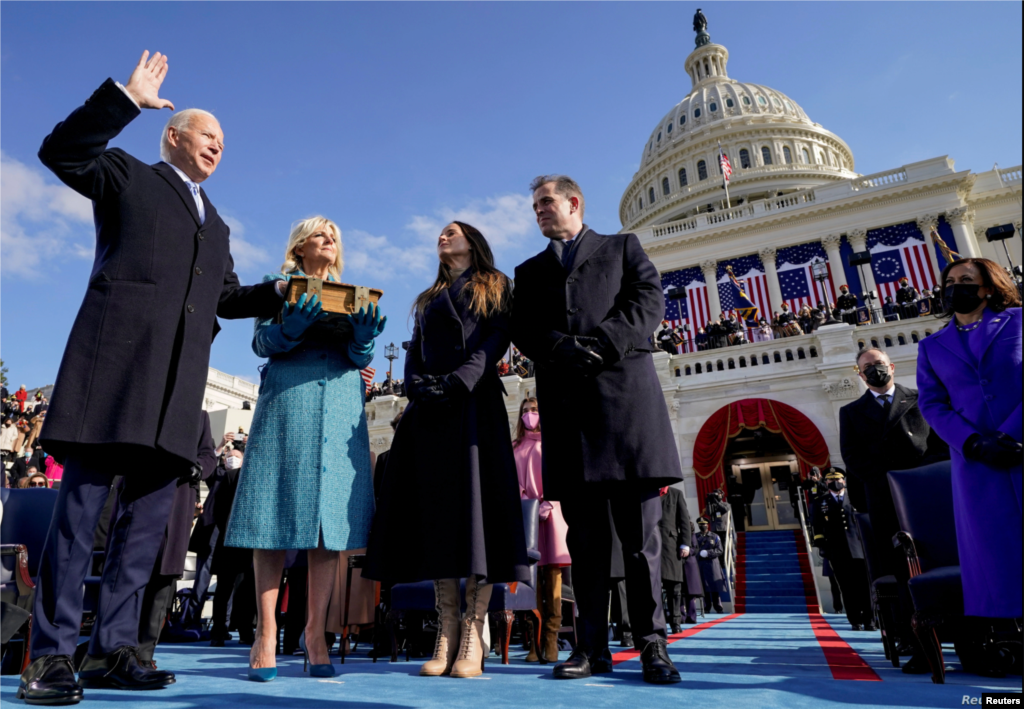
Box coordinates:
[225,273,376,551]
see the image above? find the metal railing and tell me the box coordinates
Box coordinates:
[796,491,824,613]
[722,509,738,610]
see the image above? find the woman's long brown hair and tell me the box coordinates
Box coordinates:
[936,257,1021,321]
[512,397,539,449]
[413,221,510,319]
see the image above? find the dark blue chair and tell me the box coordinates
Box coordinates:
[389,499,541,665]
[1,487,59,673]
[889,461,961,684]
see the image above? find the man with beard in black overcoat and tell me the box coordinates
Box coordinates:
[19,52,284,705]
[511,175,683,685]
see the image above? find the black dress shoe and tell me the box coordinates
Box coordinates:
[669,624,682,634]
[590,648,613,674]
[640,640,681,685]
[17,655,83,706]
[620,631,634,648]
[851,624,863,631]
[901,652,931,674]
[713,606,724,614]
[684,618,698,625]
[553,647,592,679]
[79,646,175,690]
[863,622,877,632]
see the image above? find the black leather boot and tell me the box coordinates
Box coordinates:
[552,646,592,679]
[17,655,83,705]
[78,646,175,690]
[640,639,681,684]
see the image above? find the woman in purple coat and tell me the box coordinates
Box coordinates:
[916,257,1022,619]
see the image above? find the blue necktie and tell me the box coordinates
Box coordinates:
[187,182,206,224]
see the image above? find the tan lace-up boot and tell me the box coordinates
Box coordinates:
[450,576,492,678]
[419,579,461,676]
[540,565,563,664]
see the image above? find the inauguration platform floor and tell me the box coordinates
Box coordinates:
[3,613,1019,709]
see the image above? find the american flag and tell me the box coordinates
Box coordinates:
[360,367,375,387]
[776,241,836,313]
[717,255,771,328]
[719,152,732,182]
[867,221,938,300]
[661,267,704,352]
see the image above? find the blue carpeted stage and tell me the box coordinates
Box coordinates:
[3,613,1019,708]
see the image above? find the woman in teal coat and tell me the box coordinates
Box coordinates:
[225,216,386,681]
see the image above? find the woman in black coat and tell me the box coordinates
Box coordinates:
[365,221,529,680]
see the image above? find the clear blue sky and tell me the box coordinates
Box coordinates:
[2,1,1021,390]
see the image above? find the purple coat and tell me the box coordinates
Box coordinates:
[916,306,1022,618]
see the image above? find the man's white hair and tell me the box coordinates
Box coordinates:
[159,109,218,162]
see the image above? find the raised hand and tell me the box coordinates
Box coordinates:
[124,50,175,110]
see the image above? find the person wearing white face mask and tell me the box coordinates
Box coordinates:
[209,448,249,647]
[513,397,570,664]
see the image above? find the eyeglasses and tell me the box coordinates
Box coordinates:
[28,481,47,487]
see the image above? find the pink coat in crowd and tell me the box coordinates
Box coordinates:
[513,431,571,566]
[44,455,64,482]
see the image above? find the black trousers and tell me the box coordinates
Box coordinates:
[560,486,665,653]
[30,446,181,658]
[663,581,682,624]
[138,573,177,662]
[830,555,872,626]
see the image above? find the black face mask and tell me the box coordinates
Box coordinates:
[944,283,986,315]
[862,363,892,388]
[827,480,845,492]
[698,525,709,534]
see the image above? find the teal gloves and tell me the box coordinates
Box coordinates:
[346,303,386,347]
[281,293,327,340]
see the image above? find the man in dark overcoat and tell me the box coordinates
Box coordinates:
[658,486,696,632]
[19,52,283,705]
[840,347,948,670]
[511,175,683,684]
[811,469,874,631]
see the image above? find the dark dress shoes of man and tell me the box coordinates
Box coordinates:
[640,639,682,685]
[17,655,83,705]
[77,646,175,690]
[553,646,594,679]
[554,642,680,685]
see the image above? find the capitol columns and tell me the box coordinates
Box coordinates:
[758,246,784,312]
[700,259,723,317]
[946,207,981,258]
[846,229,878,296]
[915,214,943,282]
[820,234,846,299]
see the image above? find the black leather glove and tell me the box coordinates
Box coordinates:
[965,433,1023,468]
[551,336,604,376]
[417,373,466,405]
[405,375,440,402]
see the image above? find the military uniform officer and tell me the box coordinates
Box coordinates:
[657,323,676,355]
[836,286,859,325]
[695,518,726,613]
[895,277,919,319]
[811,469,875,631]
[776,304,799,336]
[705,489,730,568]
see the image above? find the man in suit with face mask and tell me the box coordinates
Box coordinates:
[839,348,948,669]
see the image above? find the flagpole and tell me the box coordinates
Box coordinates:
[718,141,731,210]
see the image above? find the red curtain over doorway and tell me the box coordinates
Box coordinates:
[692,398,831,505]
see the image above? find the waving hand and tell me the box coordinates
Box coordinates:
[124,50,175,110]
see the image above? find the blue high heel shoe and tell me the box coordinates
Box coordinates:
[247,667,277,682]
[299,632,336,678]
